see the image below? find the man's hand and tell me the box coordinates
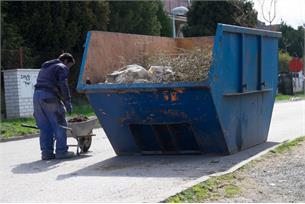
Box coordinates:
[65,101,72,115]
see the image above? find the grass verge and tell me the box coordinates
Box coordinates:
[1,117,38,138]
[0,101,95,139]
[276,93,305,101]
[165,173,242,203]
[164,136,305,203]
[270,136,305,154]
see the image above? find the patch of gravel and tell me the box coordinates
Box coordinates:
[216,141,305,203]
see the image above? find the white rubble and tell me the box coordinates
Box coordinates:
[105,64,175,84]
[105,64,150,84]
[148,65,175,83]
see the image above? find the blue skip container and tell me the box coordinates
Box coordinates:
[77,24,281,155]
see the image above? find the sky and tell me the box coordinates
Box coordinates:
[252,0,305,29]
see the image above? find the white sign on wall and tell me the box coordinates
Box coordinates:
[19,71,39,98]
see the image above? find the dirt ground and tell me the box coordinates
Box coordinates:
[215,140,305,203]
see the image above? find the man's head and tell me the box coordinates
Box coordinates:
[58,53,75,68]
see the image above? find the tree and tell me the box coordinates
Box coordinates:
[182,0,258,36]
[279,22,304,57]
[156,1,172,37]
[1,4,23,50]
[1,1,173,94]
[108,1,161,36]
[1,1,109,94]
[3,1,109,55]
[279,51,292,73]
[1,1,28,68]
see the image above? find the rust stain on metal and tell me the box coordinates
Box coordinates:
[110,90,141,94]
[163,90,169,101]
[85,90,141,94]
[164,95,169,101]
[174,88,185,93]
[171,92,178,102]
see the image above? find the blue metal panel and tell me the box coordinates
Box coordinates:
[77,24,281,155]
[209,24,280,153]
[86,88,228,155]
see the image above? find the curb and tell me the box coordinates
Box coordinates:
[0,133,39,143]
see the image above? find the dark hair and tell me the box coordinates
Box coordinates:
[58,53,75,64]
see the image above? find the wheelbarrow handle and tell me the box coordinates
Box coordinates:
[21,124,72,133]
[21,124,39,129]
[59,125,73,132]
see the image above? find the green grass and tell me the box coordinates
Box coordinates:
[270,136,305,154]
[224,184,240,198]
[165,136,305,203]
[71,101,94,117]
[165,173,241,203]
[0,100,95,139]
[276,93,305,101]
[1,117,38,138]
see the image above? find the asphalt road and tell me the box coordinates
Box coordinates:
[0,100,304,202]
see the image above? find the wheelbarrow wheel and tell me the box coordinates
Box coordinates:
[78,134,92,153]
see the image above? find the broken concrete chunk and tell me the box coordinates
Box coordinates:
[148,66,175,83]
[105,64,150,84]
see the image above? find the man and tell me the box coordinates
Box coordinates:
[34,53,75,160]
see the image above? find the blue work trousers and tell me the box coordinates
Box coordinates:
[33,90,68,157]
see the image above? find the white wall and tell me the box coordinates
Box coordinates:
[3,69,40,119]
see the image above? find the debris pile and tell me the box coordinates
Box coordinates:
[148,66,175,83]
[68,115,89,123]
[173,47,211,82]
[105,64,150,84]
[104,47,212,84]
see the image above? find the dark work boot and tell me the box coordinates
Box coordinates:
[41,154,55,160]
[55,151,75,159]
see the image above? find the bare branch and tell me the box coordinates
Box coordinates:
[260,0,277,26]
[261,0,269,24]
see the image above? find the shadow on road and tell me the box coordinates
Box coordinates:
[57,141,278,180]
[12,154,92,174]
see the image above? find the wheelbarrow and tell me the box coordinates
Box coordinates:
[21,116,99,155]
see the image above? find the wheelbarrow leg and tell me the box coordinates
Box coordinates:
[76,137,80,156]
[59,125,80,156]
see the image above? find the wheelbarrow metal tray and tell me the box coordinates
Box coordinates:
[77,24,281,155]
[67,116,99,136]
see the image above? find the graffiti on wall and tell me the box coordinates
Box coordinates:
[19,72,39,98]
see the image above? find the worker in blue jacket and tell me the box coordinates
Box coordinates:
[34,53,75,160]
